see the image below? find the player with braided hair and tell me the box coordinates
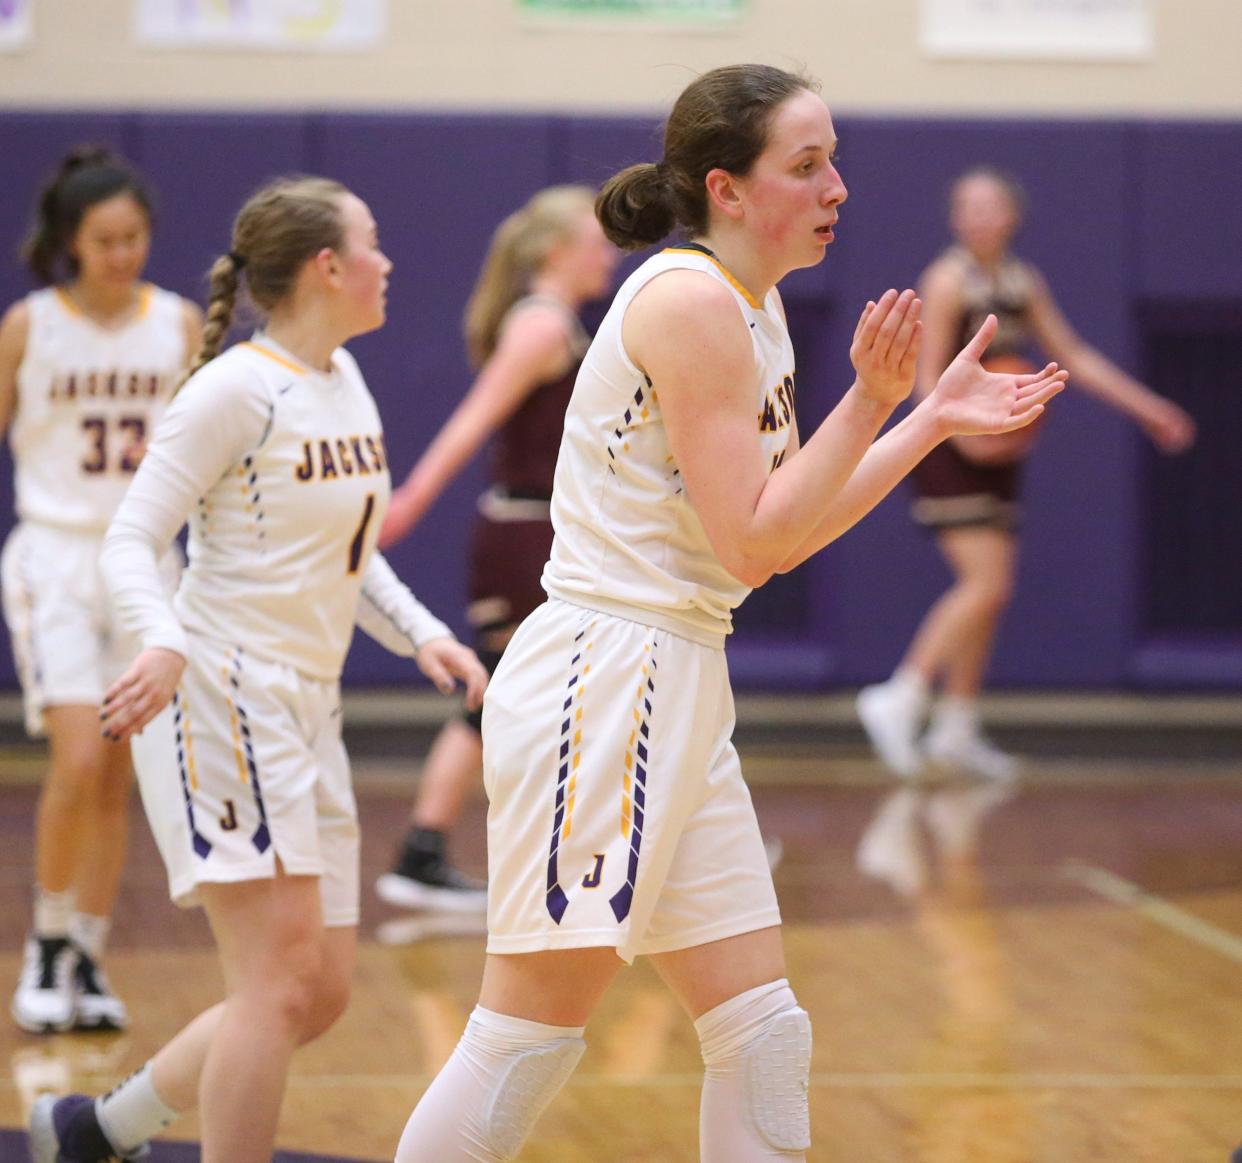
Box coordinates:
[28,174,487,1163]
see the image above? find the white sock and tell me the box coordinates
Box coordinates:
[395,1005,586,1162]
[33,887,75,937]
[696,979,810,1162]
[71,913,111,960]
[889,666,930,707]
[933,695,979,735]
[96,1063,180,1153]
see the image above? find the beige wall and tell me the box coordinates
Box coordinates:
[1,0,1238,116]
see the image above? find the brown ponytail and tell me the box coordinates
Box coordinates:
[181,175,347,383]
[463,185,595,368]
[595,163,677,252]
[596,64,815,250]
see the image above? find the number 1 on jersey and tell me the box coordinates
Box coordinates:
[348,493,376,575]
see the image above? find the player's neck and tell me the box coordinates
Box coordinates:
[262,312,342,373]
[965,241,1008,271]
[63,279,143,326]
[529,273,580,312]
[690,234,775,306]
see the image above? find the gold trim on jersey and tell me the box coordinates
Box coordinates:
[53,287,82,317]
[239,340,307,376]
[53,282,155,323]
[662,246,762,310]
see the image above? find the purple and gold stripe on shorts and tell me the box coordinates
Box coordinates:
[545,620,594,923]
[224,647,271,855]
[610,641,657,923]
[172,691,212,860]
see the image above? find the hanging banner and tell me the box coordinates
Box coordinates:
[518,0,745,22]
[0,0,33,52]
[134,0,387,52]
[921,0,1153,60]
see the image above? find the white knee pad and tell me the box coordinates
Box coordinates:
[744,1007,812,1152]
[483,1035,586,1158]
[462,1007,586,1161]
[696,979,812,1156]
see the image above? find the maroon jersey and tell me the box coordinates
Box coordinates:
[490,296,588,500]
[943,245,1036,359]
[466,297,589,634]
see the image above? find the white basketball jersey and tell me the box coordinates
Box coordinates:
[543,246,797,643]
[11,285,186,532]
[169,339,396,678]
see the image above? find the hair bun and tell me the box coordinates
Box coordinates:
[595,162,676,251]
[59,145,116,177]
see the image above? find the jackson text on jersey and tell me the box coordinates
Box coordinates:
[294,433,387,482]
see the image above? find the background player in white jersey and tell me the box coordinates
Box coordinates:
[376,185,618,914]
[394,63,1066,1162]
[29,176,488,1163]
[0,147,201,1035]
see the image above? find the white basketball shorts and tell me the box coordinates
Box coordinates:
[483,598,780,963]
[0,521,178,736]
[131,632,360,926]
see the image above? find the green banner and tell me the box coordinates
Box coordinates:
[519,0,745,20]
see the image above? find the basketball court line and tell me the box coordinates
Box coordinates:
[152,1071,1242,1091]
[1061,859,1242,964]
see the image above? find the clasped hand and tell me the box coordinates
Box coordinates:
[850,288,922,408]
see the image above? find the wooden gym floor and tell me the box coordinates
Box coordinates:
[0,695,1240,1162]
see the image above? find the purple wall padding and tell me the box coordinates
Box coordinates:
[130,113,314,301]
[1133,123,1242,300]
[0,111,1236,691]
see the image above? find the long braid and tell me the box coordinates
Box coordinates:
[178,175,347,388]
[179,253,241,388]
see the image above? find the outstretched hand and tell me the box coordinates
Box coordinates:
[929,315,1068,438]
[1139,395,1196,455]
[850,289,923,408]
[101,647,186,743]
[416,636,490,712]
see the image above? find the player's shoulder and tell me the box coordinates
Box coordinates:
[926,247,970,280]
[176,293,203,328]
[329,344,368,386]
[630,263,738,321]
[0,298,32,343]
[919,250,969,300]
[180,342,279,405]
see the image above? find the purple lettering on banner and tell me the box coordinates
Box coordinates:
[0,0,22,21]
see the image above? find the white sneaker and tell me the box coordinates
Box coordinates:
[375,862,487,914]
[763,836,784,873]
[856,789,927,897]
[923,782,1014,858]
[856,681,926,778]
[924,724,1020,781]
[73,952,128,1031]
[12,935,77,1033]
